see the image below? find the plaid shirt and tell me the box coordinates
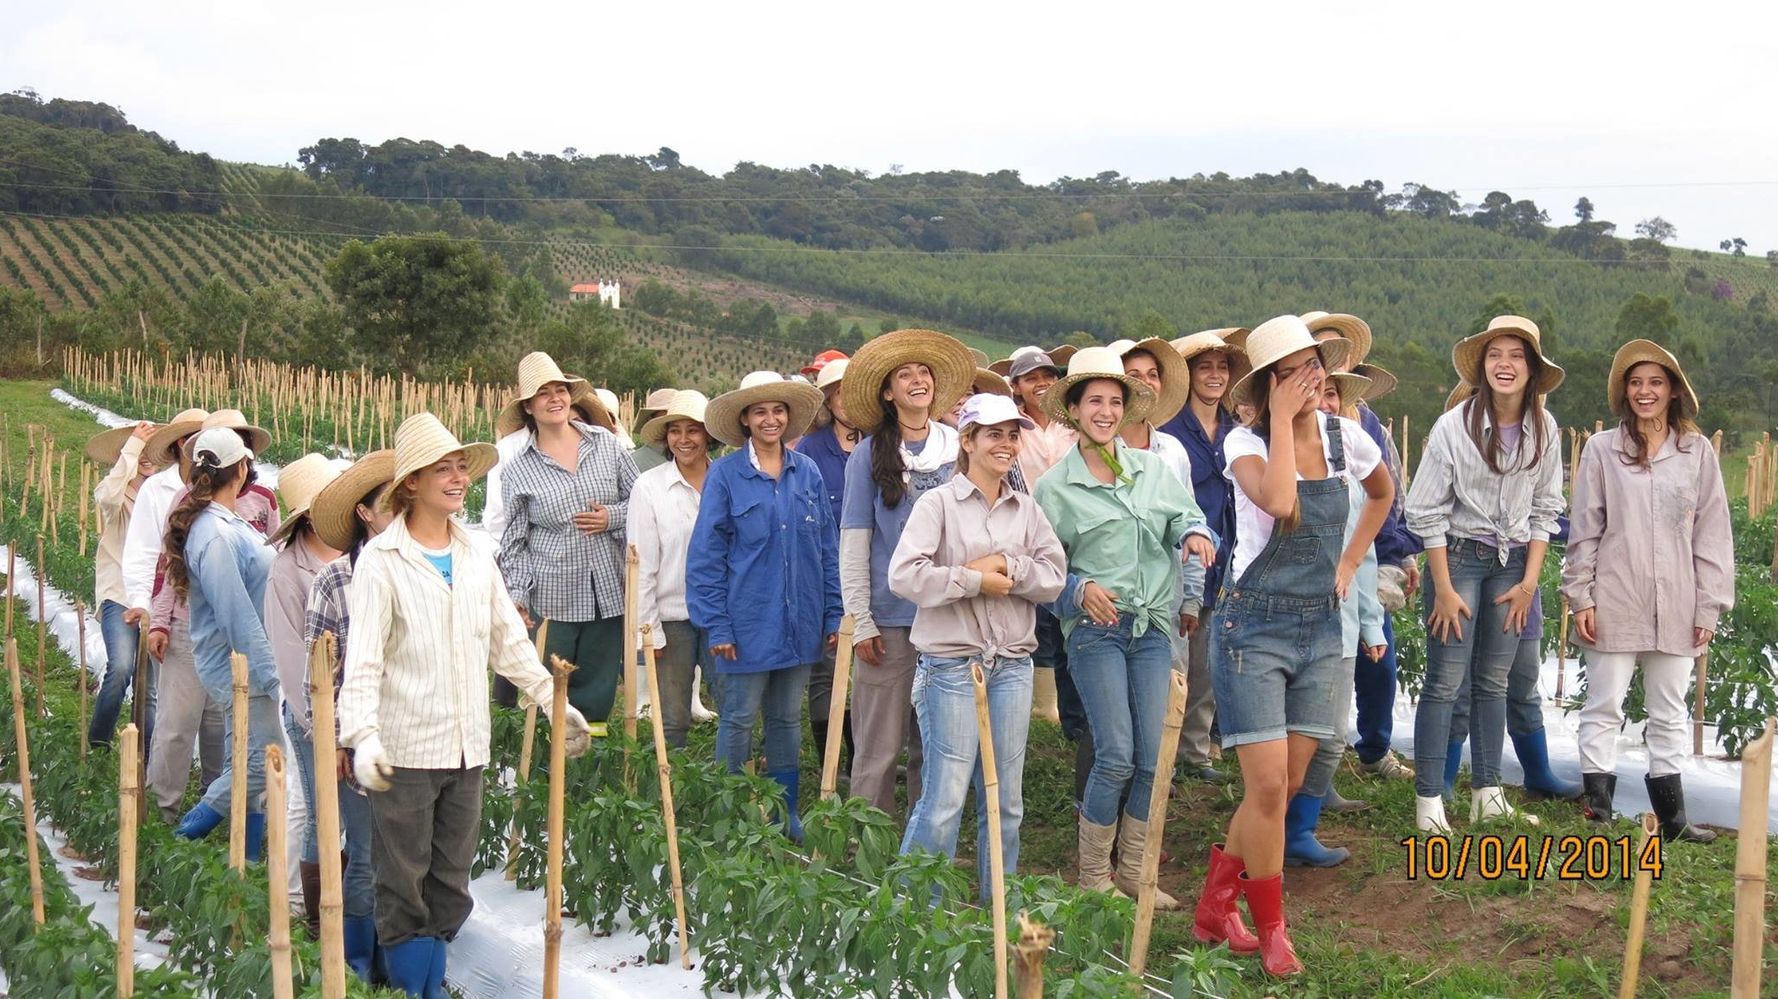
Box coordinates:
[496,425,638,622]
[303,556,354,733]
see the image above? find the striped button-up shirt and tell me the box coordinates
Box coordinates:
[338,516,554,769]
[1405,403,1564,555]
[497,425,638,622]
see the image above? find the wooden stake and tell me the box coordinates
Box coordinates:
[542,654,576,999]
[78,461,90,557]
[76,599,88,762]
[228,651,249,873]
[1694,649,1710,757]
[131,622,149,817]
[1556,595,1570,703]
[820,614,857,801]
[265,745,295,999]
[1618,812,1659,999]
[4,542,13,639]
[35,534,46,716]
[507,619,548,881]
[1013,913,1053,999]
[7,637,46,926]
[118,723,139,997]
[1129,671,1188,980]
[641,625,693,969]
[624,546,639,741]
[308,633,346,998]
[971,662,1008,999]
[1730,718,1774,999]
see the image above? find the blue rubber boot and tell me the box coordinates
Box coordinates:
[174,802,225,840]
[424,937,449,999]
[768,770,804,844]
[1443,741,1463,800]
[1511,728,1583,800]
[243,813,265,863]
[1282,793,1349,867]
[381,937,435,996]
[342,916,378,982]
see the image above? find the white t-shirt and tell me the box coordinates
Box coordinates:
[1222,416,1381,585]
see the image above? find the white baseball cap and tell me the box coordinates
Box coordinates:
[188,427,254,468]
[957,393,1036,432]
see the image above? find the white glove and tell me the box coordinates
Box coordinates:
[1376,564,1408,614]
[561,704,592,759]
[353,732,395,792]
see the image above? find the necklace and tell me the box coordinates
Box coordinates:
[898,420,928,433]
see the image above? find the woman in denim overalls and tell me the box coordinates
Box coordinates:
[1192,316,1393,977]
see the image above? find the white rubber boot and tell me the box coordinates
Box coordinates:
[1470,785,1539,826]
[1415,794,1452,834]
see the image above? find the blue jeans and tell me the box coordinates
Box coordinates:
[1035,609,1089,744]
[900,655,1032,898]
[197,684,282,815]
[714,665,812,775]
[1066,614,1174,825]
[1450,632,1549,743]
[1412,539,1523,798]
[1352,614,1398,764]
[284,706,320,863]
[88,600,155,747]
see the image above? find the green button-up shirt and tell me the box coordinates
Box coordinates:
[1033,441,1210,638]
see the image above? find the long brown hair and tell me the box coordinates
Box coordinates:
[1612,362,1699,470]
[1462,339,1550,474]
[869,390,910,509]
[162,459,248,601]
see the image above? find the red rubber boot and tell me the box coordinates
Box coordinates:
[1191,843,1259,954]
[1239,871,1303,976]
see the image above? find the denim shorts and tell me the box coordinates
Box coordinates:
[1208,589,1343,747]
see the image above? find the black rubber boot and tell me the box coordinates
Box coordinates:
[1644,773,1717,843]
[1581,772,1615,823]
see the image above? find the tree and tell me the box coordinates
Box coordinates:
[1574,197,1595,222]
[324,234,507,375]
[1070,212,1099,239]
[1767,250,1778,269]
[1125,309,1176,342]
[1615,293,1679,342]
[1634,217,1676,243]
[1720,237,1747,256]
[533,301,669,395]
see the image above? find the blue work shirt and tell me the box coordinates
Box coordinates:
[184,502,279,697]
[688,444,842,674]
[1160,404,1239,608]
[1356,403,1423,568]
[795,423,851,535]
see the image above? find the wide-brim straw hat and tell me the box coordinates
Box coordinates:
[642,387,678,413]
[967,346,990,367]
[266,453,343,548]
[1047,344,1080,369]
[1608,339,1699,419]
[1452,315,1565,396]
[704,372,825,448]
[1041,346,1156,430]
[1169,328,1248,354]
[1352,362,1398,402]
[185,409,272,460]
[1228,315,1353,410]
[1107,336,1191,426]
[311,450,396,552]
[1300,311,1374,368]
[85,424,161,468]
[1445,380,1475,412]
[495,352,599,437]
[840,329,978,433]
[377,414,498,512]
[1326,372,1374,407]
[971,368,1012,397]
[639,389,711,446]
[1170,331,1253,381]
[144,408,211,466]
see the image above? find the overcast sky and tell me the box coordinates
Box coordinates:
[7,0,1774,253]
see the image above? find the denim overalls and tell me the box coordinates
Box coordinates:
[1210,414,1349,747]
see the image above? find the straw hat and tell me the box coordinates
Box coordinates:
[840,329,978,433]
[1300,311,1374,368]
[1228,315,1353,410]
[377,414,498,512]
[1041,346,1156,429]
[1047,343,1080,369]
[971,367,1012,397]
[1352,362,1398,402]
[185,409,272,460]
[967,346,990,367]
[1169,328,1248,354]
[1107,336,1190,426]
[85,423,160,468]
[495,352,599,437]
[143,408,211,465]
[1325,372,1374,408]
[266,453,343,548]
[639,390,711,446]
[310,450,396,552]
[1452,316,1565,395]
[1445,380,1474,412]
[1170,331,1253,381]
[640,388,677,414]
[704,372,825,448]
[1607,339,1699,419]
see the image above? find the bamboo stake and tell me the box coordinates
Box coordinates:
[4,542,13,639]
[972,662,1008,999]
[542,654,576,999]
[624,546,639,741]
[1618,812,1660,999]
[228,651,249,873]
[1013,913,1053,999]
[308,632,346,998]
[78,461,90,557]
[820,614,858,800]
[507,619,548,881]
[1730,718,1774,998]
[34,534,46,716]
[265,745,295,999]
[7,637,46,926]
[118,723,139,998]
[76,599,88,762]
[641,625,693,969]
[1556,595,1570,703]
[1129,671,1189,980]
[131,623,149,817]
[1694,649,1710,756]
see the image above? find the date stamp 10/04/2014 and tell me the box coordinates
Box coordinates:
[1400,834,1664,882]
